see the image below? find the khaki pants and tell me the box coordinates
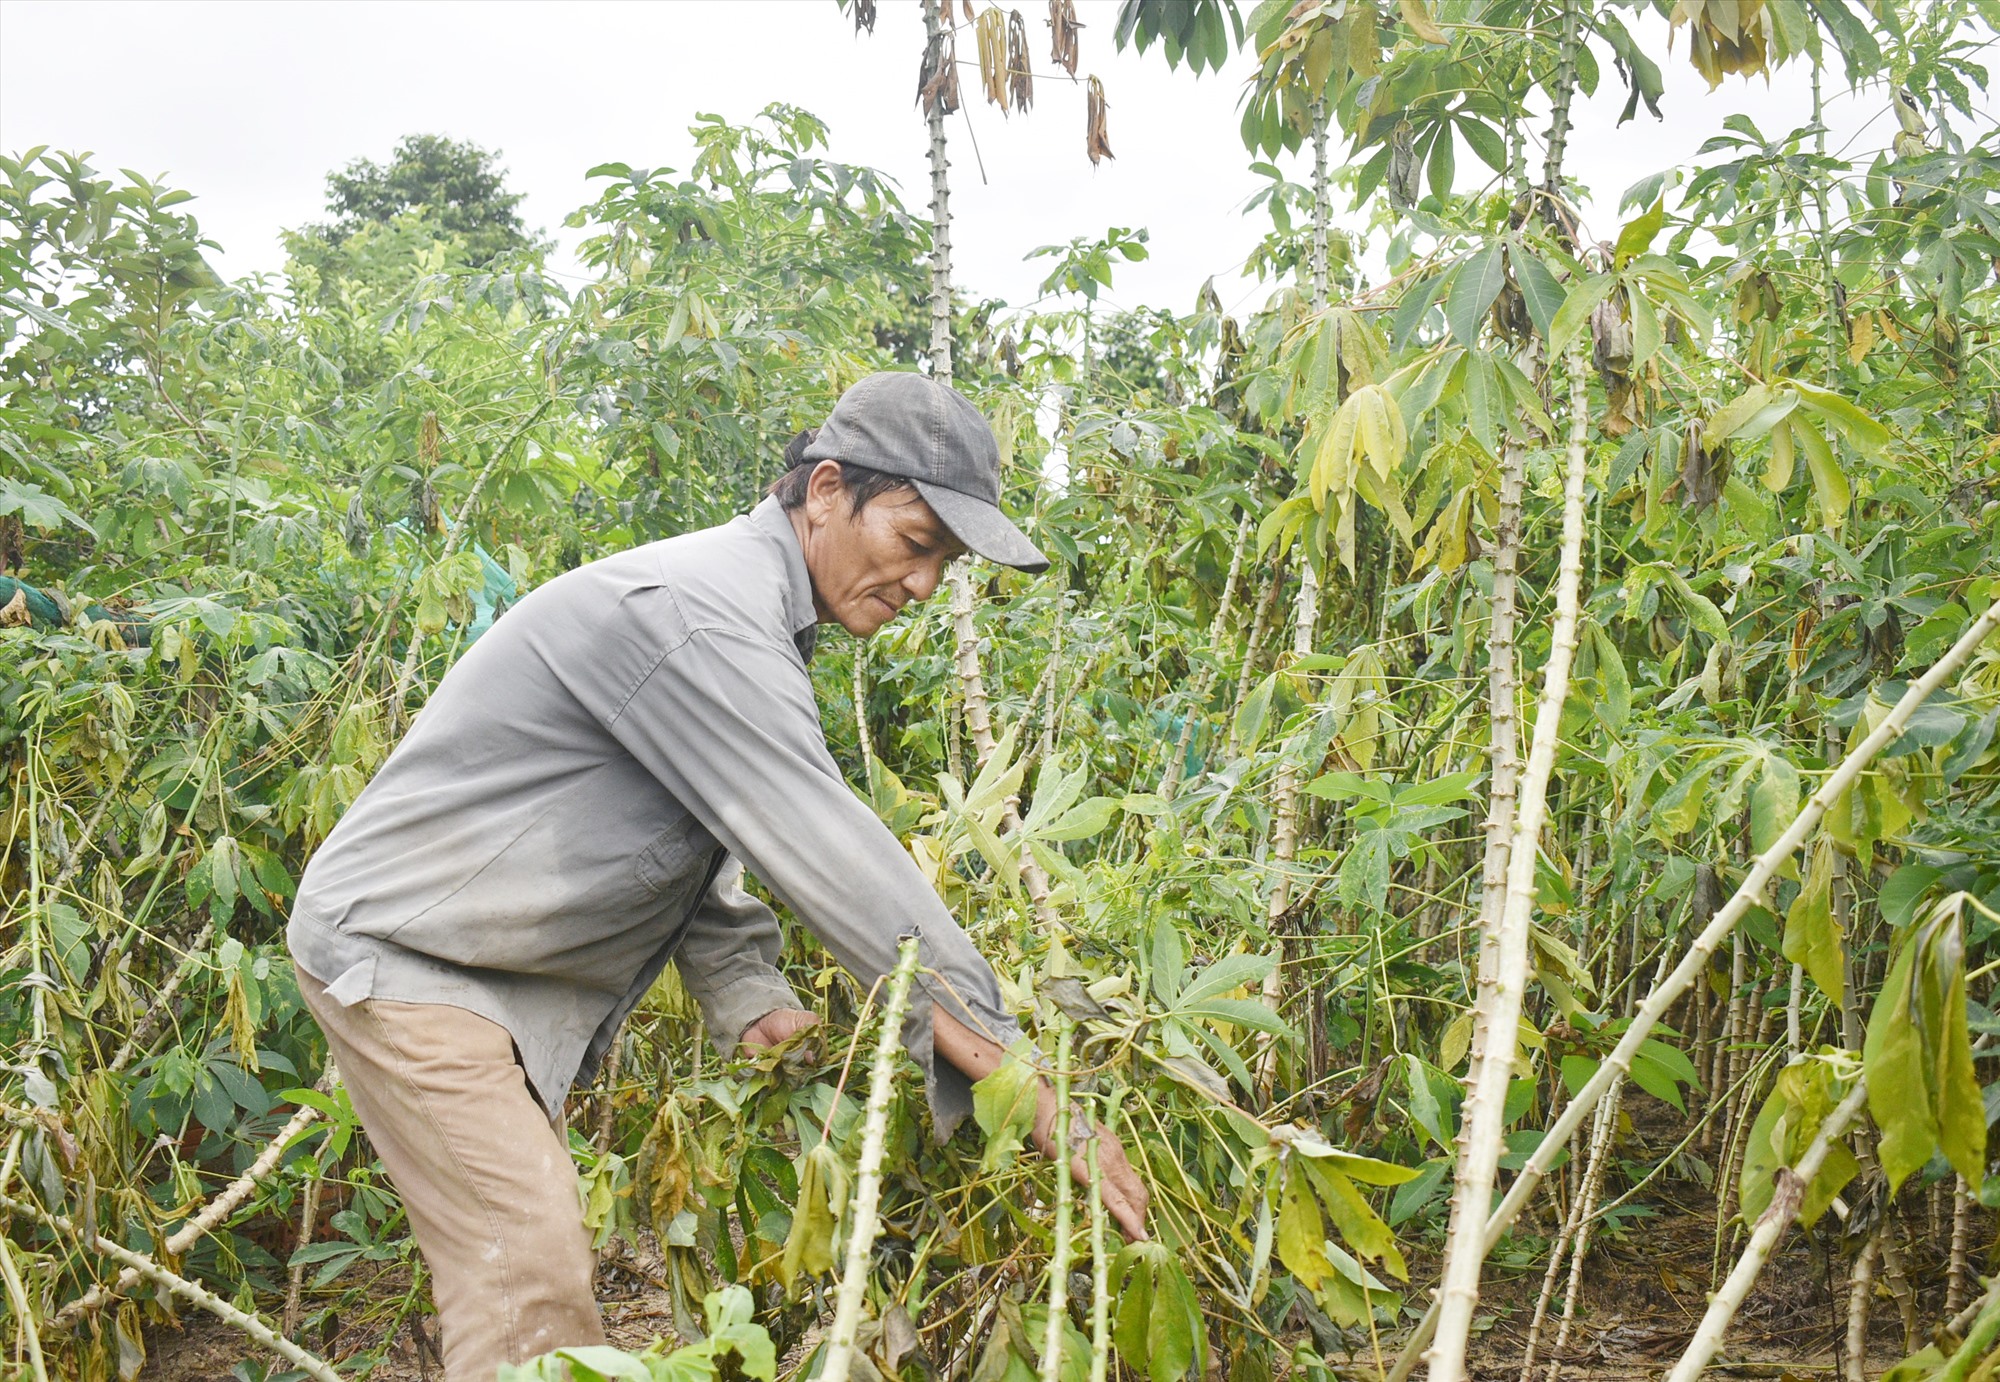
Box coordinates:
[297,970,607,1379]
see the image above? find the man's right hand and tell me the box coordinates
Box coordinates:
[738,1007,821,1051]
[1041,1115,1150,1242]
[931,1002,1151,1242]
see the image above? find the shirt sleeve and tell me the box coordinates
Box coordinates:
[605,625,1021,1140]
[675,856,805,1051]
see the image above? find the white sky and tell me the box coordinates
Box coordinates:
[0,1,1920,320]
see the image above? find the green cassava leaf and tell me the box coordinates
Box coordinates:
[1511,246,1565,341]
[1445,241,1506,349]
[1750,753,1799,857]
[1784,842,1844,1008]
[1549,272,1617,356]
[1738,1059,1861,1228]
[1111,1242,1206,1382]
[1864,898,1986,1191]
[972,1040,1042,1171]
[1613,197,1666,266]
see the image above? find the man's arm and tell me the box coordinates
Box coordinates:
[742,1000,1147,1241]
[603,624,1147,1238]
[675,857,807,1052]
[598,624,1020,1137]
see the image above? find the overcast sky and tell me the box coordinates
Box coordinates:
[0,1,1919,319]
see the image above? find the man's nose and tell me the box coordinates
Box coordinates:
[906,559,945,603]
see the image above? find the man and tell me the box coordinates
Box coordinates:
[287,371,1148,1379]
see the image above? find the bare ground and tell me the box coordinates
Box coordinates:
[139,1203,1926,1382]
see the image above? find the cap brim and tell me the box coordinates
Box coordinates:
[912,481,1050,573]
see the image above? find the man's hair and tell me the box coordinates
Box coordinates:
[768,428,916,513]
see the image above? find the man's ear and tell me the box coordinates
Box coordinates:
[802,460,847,522]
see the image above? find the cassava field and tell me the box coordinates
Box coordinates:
[4,2,2000,1379]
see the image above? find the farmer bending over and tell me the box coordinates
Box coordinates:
[287,372,1149,1380]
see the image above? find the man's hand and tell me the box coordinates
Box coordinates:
[738,1007,821,1051]
[1037,1111,1150,1243]
[931,1002,1151,1242]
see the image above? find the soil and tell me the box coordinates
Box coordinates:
[140,1095,1957,1381]
[138,1211,1924,1382]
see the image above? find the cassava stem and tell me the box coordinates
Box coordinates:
[57,1069,332,1325]
[949,564,1060,924]
[1039,1016,1073,1382]
[921,0,954,384]
[820,936,922,1382]
[1428,346,1593,1382]
[2,1190,341,1382]
[1161,514,1250,800]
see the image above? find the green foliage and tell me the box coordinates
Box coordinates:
[1111,1242,1206,1382]
[499,1285,776,1382]
[6,1,2000,1374]
[1737,1054,1861,1227]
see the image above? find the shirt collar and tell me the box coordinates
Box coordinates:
[748,497,820,662]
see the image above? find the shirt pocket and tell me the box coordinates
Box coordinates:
[635,815,718,899]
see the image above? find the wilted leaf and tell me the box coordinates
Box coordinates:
[780,1142,847,1291]
[1864,896,1986,1191]
[1086,76,1114,164]
[1738,1058,1861,1227]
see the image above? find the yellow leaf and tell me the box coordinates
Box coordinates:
[1303,26,1335,93]
[1345,0,1379,80]
[1354,385,1407,481]
[1846,309,1876,364]
[1355,466,1416,548]
[1397,0,1447,44]
[1312,403,1359,508]
[1762,418,1795,492]
[1432,486,1472,572]
[1440,1010,1474,1070]
[1793,420,1850,530]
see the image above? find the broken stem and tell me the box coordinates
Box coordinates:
[1,1190,341,1382]
[1664,1080,1868,1382]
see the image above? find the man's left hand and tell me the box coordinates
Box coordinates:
[739,1008,821,1051]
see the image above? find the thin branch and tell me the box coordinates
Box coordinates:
[55,1089,327,1325]
[1,1190,341,1382]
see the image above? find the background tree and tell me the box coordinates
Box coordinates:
[289,132,541,281]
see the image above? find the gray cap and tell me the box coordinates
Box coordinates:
[803,372,1049,572]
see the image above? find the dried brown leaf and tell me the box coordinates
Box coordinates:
[1048,0,1080,75]
[1388,118,1419,209]
[917,18,962,115]
[1680,419,1730,509]
[1085,74,1114,164]
[1007,9,1033,113]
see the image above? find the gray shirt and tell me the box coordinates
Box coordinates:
[288,498,1018,1135]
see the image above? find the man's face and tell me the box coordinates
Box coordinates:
[795,462,965,637]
